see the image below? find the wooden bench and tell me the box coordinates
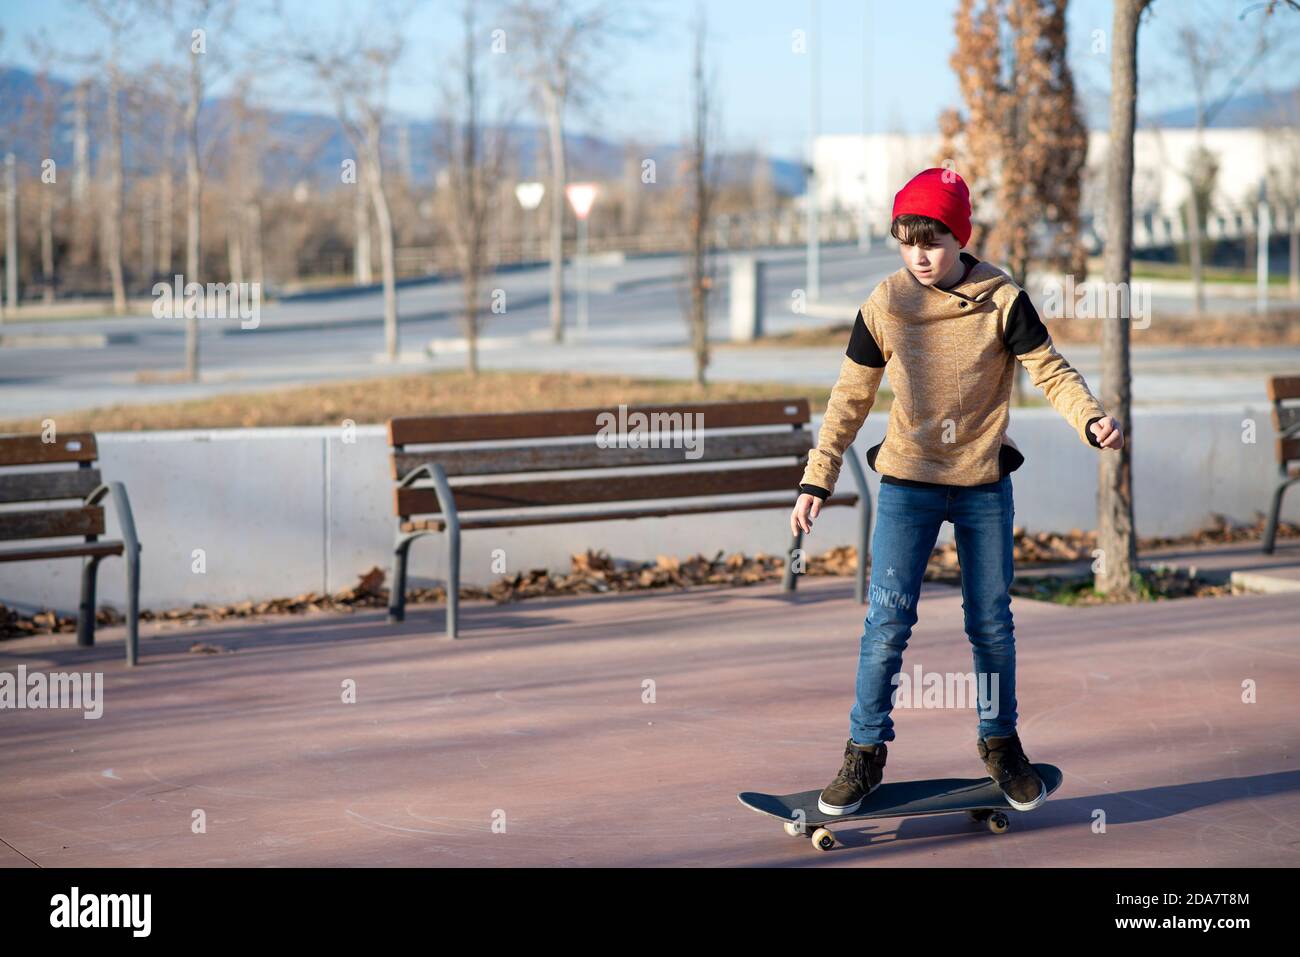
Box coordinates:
[0,433,142,664]
[386,398,872,637]
[1264,375,1300,554]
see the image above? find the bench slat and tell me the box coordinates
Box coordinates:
[0,506,105,541]
[400,492,859,532]
[0,433,98,467]
[1273,404,1300,435]
[396,464,806,515]
[1278,436,1300,466]
[0,540,123,562]
[0,468,102,503]
[392,430,813,479]
[1266,375,1300,403]
[389,398,810,446]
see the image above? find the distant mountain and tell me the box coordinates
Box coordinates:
[0,64,807,195]
[1144,87,1300,129]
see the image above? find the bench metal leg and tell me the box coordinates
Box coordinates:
[78,555,105,648]
[388,527,460,639]
[124,536,140,667]
[389,534,417,623]
[856,490,872,605]
[85,481,143,665]
[445,525,460,639]
[783,528,803,592]
[1263,477,1299,554]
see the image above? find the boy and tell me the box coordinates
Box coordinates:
[789,167,1123,816]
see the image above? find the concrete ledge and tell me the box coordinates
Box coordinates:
[1230,568,1300,593]
[2,406,1296,612]
[0,332,131,348]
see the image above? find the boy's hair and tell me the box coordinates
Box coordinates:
[890,213,952,247]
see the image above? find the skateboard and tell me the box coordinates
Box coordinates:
[738,762,1062,851]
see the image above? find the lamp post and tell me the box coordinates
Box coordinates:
[514,181,545,262]
[565,183,598,336]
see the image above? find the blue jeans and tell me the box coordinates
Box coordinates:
[850,475,1018,745]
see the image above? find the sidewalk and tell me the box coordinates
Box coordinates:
[2,541,1297,867]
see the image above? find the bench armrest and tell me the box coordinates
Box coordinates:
[86,481,142,557]
[395,462,460,535]
[396,464,435,488]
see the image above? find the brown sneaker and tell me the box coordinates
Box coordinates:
[978,732,1046,810]
[818,739,887,816]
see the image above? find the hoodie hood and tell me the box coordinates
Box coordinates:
[873,251,1015,323]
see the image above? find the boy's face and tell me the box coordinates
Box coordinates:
[898,231,963,287]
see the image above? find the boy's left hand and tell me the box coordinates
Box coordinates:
[1090,416,1124,450]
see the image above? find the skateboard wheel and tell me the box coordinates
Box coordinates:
[784,822,808,838]
[811,827,835,851]
[986,812,1010,834]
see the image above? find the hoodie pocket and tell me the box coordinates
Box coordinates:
[866,440,883,472]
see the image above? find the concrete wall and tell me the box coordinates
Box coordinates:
[2,405,1294,614]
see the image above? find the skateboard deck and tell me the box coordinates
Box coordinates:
[738,762,1062,851]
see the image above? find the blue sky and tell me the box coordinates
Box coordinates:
[1,0,1296,159]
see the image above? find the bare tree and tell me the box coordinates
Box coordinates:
[144,0,238,379]
[501,0,640,344]
[1263,90,1300,298]
[287,10,409,361]
[83,0,136,316]
[682,3,719,387]
[1095,0,1154,599]
[937,0,1088,406]
[434,0,511,375]
[219,77,267,288]
[1159,2,1280,315]
[25,34,62,304]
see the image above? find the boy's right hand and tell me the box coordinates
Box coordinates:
[791,493,822,536]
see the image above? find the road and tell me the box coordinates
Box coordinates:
[0,244,1295,419]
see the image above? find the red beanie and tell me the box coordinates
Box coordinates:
[892,168,972,248]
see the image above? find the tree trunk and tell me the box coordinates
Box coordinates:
[365,134,398,361]
[158,109,174,277]
[40,180,54,303]
[1289,204,1298,299]
[1096,0,1146,600]
[227,203,244,285]
[465,271,480,376]
[184,48,203,381]
[3,153,17,317]
[71,83,92,272]
[354,165,372,284]
[105,70,127,316]
[1187,188,1204,316]
[247,201,264,286]
[544,91,567,343]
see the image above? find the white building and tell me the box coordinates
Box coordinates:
[813,127,1300,244]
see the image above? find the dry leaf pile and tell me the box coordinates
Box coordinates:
[3,513,1294,638]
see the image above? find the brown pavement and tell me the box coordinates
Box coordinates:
[2,548,1299,868]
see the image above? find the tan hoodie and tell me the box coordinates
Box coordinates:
[800,252,1107,496]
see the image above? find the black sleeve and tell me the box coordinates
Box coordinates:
[1085,415,1104,448]
[1003,289,1051,356]
[799,483,831,500]
[846,309,887,367]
